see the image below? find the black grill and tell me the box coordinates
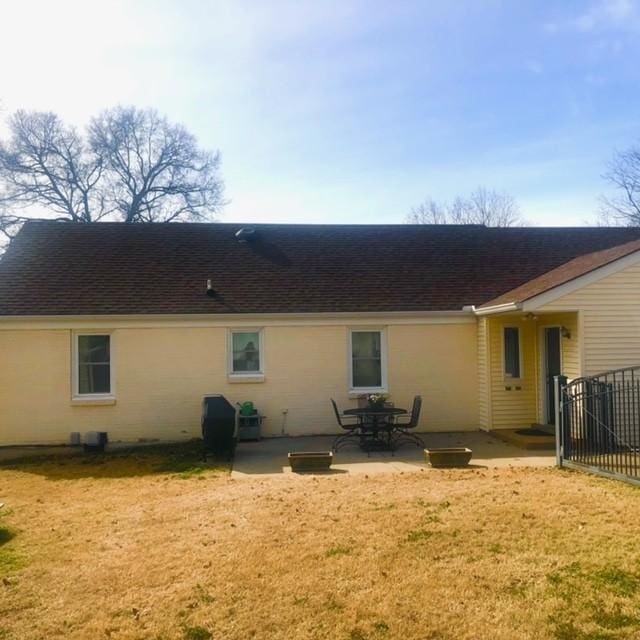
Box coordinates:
[201,395,237,460]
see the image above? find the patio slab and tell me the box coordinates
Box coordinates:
[231,431,555,478]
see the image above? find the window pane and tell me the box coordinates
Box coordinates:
[353,358,382,388]
[232,332,260,372]
[352,331,382,388]
[77,335,111,394]
[78,364,111,394]
[504,327,520,378]
[352,331,381,358]
[78,335,110,364]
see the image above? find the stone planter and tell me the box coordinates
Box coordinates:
[424,447,472,468]
[288,451,333,472]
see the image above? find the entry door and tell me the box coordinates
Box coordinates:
[544,327,562,425]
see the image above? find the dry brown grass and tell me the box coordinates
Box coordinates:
[2,450,640,640]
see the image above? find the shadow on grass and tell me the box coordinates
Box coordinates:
[0,527,15,546]
[0,441,230,480]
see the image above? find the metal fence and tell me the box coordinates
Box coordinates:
[556,367,640,485]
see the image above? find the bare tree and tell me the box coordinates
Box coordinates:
[0,111,105,225]
[407,187,524,227]
[89,106,224,223]
[0,107,225,248]
[599,146,640,226]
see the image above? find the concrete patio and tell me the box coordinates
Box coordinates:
[231,431,555,478]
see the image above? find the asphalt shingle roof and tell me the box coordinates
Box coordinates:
[1,221,640,316]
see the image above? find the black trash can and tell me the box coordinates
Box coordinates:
[201,395,237,460]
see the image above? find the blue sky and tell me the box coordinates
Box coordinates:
[2,0,640,225]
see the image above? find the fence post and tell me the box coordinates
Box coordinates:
[554,375,566,467]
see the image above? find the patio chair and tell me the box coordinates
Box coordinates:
[330,399,361,451]
[392,395,424,449]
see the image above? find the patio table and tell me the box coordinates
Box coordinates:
[343,406,407,451]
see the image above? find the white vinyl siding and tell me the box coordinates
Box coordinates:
[537,261,640,375]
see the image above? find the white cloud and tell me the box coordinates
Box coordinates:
[572,0,639,32]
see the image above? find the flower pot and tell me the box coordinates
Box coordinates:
[424,447,472,468]
[288,451,333,472]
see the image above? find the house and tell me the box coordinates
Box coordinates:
[2,220,640,446]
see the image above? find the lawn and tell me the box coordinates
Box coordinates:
[2,446,640,640]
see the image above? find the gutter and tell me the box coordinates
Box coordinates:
[0,309,475,323]
[464,302,522,316]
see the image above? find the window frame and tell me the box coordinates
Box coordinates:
[503,325,522,380]
[348,328,388,393]
[228,328,265,377]
[72,331,116,400]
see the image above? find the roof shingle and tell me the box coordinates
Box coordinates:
[1,221,640,316]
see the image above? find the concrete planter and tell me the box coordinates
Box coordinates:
[424,447,472,468]
[288,451,333,472]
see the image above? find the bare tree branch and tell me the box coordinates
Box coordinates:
[0,111,103,222]
[407,187,525,227]
[89,106,225,223]
[0,106,226,252]
[599,146,640,226]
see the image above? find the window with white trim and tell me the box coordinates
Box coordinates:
[75,334,112,396]
[503,326,521,378]
[230,330,263,374]
[349,329,386,391]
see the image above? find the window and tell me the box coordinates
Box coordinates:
[350,329,386,391]
[231,331,262,374]
[503,327,521,378]
[75,334,112,396]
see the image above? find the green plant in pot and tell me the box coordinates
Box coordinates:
[367,393,388,410]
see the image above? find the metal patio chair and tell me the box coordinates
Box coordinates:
[391,395,424,449]
[330,399,362,451]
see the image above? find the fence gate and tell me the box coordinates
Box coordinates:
[556,367,640,485]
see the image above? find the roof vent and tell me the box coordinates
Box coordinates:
[235,227,258,243]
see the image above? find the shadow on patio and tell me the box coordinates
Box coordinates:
[231,431,555,477]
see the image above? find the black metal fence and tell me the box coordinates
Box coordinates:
[557,367,640,484]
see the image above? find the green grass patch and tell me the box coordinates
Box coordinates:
[592,567,640,597]
[325,545,353,558]
[406,529,434,543]
[0,522,22,577]
[546,562,640,639]
[373,620,390,634]
[0,548,23,576]
[182,626,212,640]
[592,606,640,630]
